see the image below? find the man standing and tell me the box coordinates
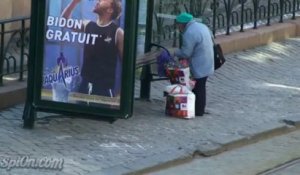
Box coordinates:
[62,0,124,97]
[174,12,214,116]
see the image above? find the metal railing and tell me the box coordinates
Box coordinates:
[0,16,30,86]
[211,0,300,35]
[148,0,300,48]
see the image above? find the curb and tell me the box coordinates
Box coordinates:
[125,120,300,175]
[0,80,27,110]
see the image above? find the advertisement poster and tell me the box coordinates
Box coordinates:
[41,0,127,109]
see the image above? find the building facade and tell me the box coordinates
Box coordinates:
[0,0,31,20]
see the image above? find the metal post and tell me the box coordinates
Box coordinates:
[267,0,271,26]
[279,0,284,23]
[144,0,154,52]
[225,0,231,35]
[19,19,25,81]
[172,19,177,47]
[0,24,5,86]
[240,0,245,32]
[139,65,152,100]
[212,0,217,36]
[253,0,258,29]
[292,0,296,19]
[139,0,154,100]
[23,0,39,129]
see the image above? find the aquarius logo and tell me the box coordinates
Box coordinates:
[43,64,80,86]
[43,53,80,86]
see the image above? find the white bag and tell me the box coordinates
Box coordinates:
[165,85,195,119]
[165,67,195,90]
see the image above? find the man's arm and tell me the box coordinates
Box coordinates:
[61,0,88,31]
[116,28,124,60]
[61,0,80,19]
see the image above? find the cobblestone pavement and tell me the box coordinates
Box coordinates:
[0,38,300,175]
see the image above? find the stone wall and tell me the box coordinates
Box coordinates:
[0,0,31,48]
[0,0,13,20]
[217,18,300,55]
[0,0,31,20]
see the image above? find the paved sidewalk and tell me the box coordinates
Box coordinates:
[0,37,300,175]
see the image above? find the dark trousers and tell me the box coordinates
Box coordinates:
[192,77,208,116]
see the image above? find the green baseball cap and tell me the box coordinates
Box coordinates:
[176,12,194,23]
